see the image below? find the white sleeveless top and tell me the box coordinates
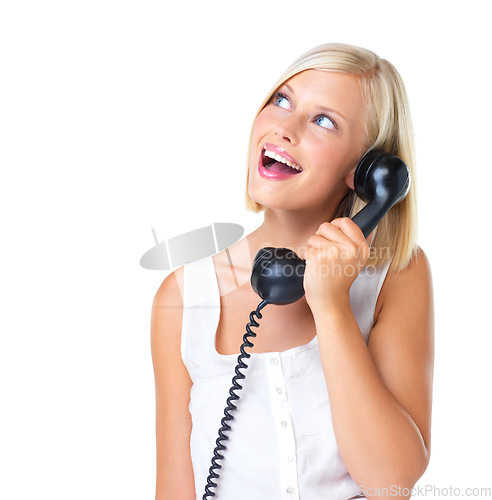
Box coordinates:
[181,255,391,500]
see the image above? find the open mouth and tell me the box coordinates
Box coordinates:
[261,148,303,175]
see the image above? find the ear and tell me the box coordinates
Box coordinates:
[343,168,356,190]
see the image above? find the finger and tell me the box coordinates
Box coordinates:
[330,217,367,246]
[306,237,343,265]
[304,246,321,263]
[300,245,327,261]
[307,234,335,249]
[315,220,354,245]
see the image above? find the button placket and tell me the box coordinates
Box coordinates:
[266,354,299,499]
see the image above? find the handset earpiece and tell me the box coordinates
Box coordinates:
[351,150,410,239]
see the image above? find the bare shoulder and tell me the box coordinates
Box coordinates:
[372,246,434,350]
[391,246,431,282]
[375,247,433,322]
[153,265,185,311]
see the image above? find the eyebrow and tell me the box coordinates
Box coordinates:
[281,82,347,122]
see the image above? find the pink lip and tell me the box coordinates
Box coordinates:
[263,143,302,169]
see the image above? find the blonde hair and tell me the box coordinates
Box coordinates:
[244,42,418,272]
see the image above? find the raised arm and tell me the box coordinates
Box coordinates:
[304,219,434,498]
[151,267,196,500]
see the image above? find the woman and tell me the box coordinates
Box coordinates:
[151,43,434,500]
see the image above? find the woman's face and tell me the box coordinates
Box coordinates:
[248,69,369,213]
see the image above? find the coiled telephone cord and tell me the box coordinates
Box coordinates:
[202,298,269,499]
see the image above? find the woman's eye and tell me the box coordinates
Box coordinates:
[315,114,337,130]
[273,92,290,110]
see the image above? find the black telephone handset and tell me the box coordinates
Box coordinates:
[202,150,410,499]
[251,149,410,305]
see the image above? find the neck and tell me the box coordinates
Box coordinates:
[247,200,343,263]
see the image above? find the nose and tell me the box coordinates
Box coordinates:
[274,114,300,144]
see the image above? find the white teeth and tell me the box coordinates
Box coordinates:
[264,148,302,171]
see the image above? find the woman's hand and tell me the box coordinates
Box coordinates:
[300,217,370,313]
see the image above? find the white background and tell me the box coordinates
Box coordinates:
[1,0,491,498]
